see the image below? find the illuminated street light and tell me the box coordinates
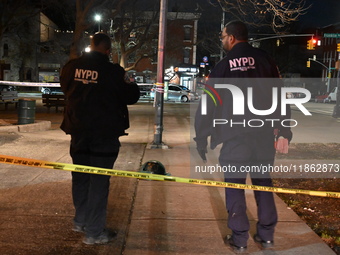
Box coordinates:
[94,14,101,32]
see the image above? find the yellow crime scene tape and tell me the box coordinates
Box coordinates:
[0,154,339,199]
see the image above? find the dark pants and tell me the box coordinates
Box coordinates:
[219,131,278,247]
[70,133,120,238]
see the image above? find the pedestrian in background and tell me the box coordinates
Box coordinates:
[60,32,140,245]
[194,21,292,253]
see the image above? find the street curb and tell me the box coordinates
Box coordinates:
[0,119,51,133]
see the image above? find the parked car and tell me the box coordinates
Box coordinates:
[41,86,63,95]
[314,93,329,103]
[325,87,337,103]
[150,84,193,102]
[0,85,16,91]
[137,83,154,98]
[177,85,199,100]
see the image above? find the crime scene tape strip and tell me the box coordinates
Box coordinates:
[0,80,60,87]
[0,154,339,199]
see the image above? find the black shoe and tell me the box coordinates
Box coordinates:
[224,235,247,253]
[72,224,85,233]
[253,234,274,248]
[83,229,117,245]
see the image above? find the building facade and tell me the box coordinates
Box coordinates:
[114,11,201,86]
[321,23,340,90]
[0,12,69,84]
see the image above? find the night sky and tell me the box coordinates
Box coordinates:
[45,0,340,31]
[170,0,340,31]
[298,0,340,28]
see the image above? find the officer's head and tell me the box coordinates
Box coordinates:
[90,32,111,56]
[220,20,248,52]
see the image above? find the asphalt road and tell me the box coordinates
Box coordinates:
[290,102,340,143]
[2,95,339,144]
[130,100,340,144]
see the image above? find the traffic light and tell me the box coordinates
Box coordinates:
[307,39,316,50]
[307,60,311,68]
[337,43,340,52]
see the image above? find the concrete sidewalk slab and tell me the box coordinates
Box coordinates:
[122,141,336,255]
[0,102,337,254]
[0,119,51,132]
[0,138,145,255]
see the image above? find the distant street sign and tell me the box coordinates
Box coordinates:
[324,33,340,38]
[203,56,208,63]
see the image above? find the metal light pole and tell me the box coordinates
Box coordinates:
[95,14,101,32]
[333,70,340,118]
[308,57,332,92]
[334,53,340,118]
[220,11,225,60]
[150,0,168,149]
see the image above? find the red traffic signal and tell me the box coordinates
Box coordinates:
[307,38,319,50]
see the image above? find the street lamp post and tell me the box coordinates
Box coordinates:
[150,0,168,149]
[308,57,340,118]
[308,57,332,92]
[220,11,225,60]
[95,14,101,32]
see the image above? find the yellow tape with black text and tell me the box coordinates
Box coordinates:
[0,154,339,199]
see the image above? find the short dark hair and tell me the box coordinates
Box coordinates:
[92,32,111,50]
[224,20,248,41]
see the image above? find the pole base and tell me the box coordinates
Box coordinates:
[147,142,169,149]
[332,105,340,118]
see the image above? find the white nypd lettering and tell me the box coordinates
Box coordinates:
[229,57,255,72]
[74,68,98,84]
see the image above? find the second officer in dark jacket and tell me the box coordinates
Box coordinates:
[60,32,139,245]
[194,21,292,253]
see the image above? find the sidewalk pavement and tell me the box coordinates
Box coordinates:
[0,101,336,255]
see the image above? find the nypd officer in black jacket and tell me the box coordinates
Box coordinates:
[194,21,292,252]
[60,32,139,245]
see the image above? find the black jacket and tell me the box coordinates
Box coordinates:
[195,42,292,149]
[60,51,140,138]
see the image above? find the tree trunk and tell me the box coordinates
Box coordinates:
[69,0,96,60]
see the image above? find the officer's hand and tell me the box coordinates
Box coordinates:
[196,147,207,163]
[193,137,208,163]
[276,137,289,154]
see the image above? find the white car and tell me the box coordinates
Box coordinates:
[41,86,63,95]
[137,83,154,98]
[150,84,196,102]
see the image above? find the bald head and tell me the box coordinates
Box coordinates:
[90,32,111,55]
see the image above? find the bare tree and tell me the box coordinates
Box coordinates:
[0,1,47,82]
[69,0,97,59]
[67,0,160,70]
[0,0,42,43]
[68,0,119,59]
[210,0,310,33]
[70,0,156,70]
[110,0,160,70]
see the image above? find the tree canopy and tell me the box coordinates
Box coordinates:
[211,0,309,33]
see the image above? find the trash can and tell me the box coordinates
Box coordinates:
[18,99,36,125]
